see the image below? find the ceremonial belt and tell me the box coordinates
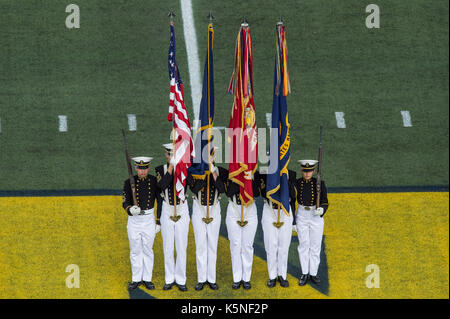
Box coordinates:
[194,168,220,216]
[162,165,183,214]
[265,198,279,209]
[138,208,155,216]
[298,204,314,211]
[228,194,242,205]
[266,200,281,222]
[228,196,250,221]
[194,190,218,217]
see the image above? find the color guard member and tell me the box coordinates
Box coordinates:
[225,171,260,290]
[155,143,190,292]
[188,147,227,291]
[122,157,162,290]
[291,160,329,286]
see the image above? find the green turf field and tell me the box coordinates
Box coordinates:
[0,0,448,299]
[0,0,448,189]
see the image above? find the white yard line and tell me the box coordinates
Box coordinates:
[180,0,201,122]
[266,113,272,127]
[127,114,137,131]
[335,112,346,128]
[58,115,67,132]
[191,126,226,131]
[400,110,412,127]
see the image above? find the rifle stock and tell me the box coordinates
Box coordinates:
[122,129,138,206]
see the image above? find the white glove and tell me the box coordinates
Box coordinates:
[155,225,161,234]
[292,225,298,233]
[314,207,324,217]
[244,170,253,180]
[129,205,141,216]
[210,163,218,174]
[169,156,176,167]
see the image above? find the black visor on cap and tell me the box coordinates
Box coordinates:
[135,163,150,169]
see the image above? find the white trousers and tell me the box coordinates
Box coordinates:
[296,205,324,276]
[127,211,156,282]
[261,203,293,280]
[161,201,190,285]
[225,202,258,283]
[191,200,221,283]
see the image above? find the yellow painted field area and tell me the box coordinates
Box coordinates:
[0,192,448,298]
[325,192,449,298]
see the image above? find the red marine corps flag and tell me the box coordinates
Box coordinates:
[168,17,194,202]
[227,19,258,206]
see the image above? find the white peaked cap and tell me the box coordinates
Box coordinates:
[162,143,174,151]
[298,159,318,166]
[132,157,153,166]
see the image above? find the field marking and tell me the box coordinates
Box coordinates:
[180,0,202,122]
[127,114,137,131]
[400,111,412,127]
[191,126,226,131]
[266,113,272,127]
[58,115,67,132]
[335,112,346,128]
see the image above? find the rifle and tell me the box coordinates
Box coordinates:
[122,129,138,206]
[316,126,323,209]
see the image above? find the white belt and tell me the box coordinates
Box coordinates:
[228,197,250,220]
[194,190,218,217]
[298,205,315,211]
[140,208,155,216]
[162,164,185,210]
[265,201,283,222]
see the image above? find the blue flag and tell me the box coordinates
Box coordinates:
[266,24,291,215]
[189,24,214,178]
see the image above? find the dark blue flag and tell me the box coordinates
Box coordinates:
[189,24,215,178]
[266,24,291,215]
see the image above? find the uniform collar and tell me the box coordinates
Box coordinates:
[138,175,148,181]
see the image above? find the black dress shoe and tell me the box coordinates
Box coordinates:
[267,279,276,288]
[163,281,175,290]
[177,283,188,292]
[232,281,241,289]
[242,281,251,290]
[208,282,219,290]
[128,281,141,290]
[310,275,321,285]
[143,281,155,290]
[298,274,309,286]
[278,276,289,288]
[195,282,206,291]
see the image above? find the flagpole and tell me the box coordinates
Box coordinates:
[169,11,178,220]
[276,18,283,227]
[277,203,280,226]
[241,197,244,224]
[206,13,213,223]
[277,17,283,228]
[240,17,247,227]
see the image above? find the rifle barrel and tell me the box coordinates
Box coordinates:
[122,129,138,206]
[316,126,323,209]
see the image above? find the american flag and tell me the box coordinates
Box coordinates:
[168,23,194,202]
